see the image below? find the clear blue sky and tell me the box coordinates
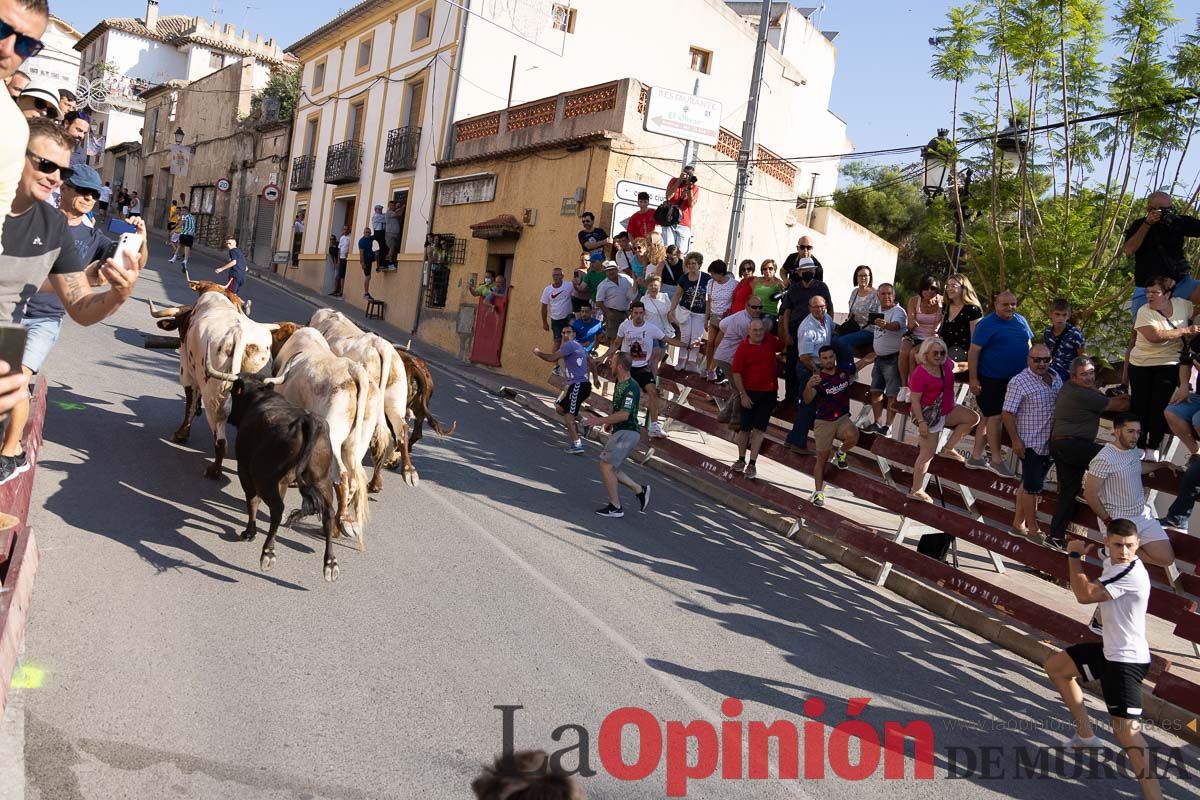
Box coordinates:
[51,0,1198,190]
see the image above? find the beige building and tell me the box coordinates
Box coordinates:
[129,58,295,264]
[420,79,897,388]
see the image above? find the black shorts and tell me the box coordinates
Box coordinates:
[361,258,374,276]
[977,375,1011,417]
[178,234,194,248]
[630,365,656,389]
[556,381,591,416]
[739,390,776,432]
[1067,642,1149,719]
[99,201,109,210]
[337,258,348,279]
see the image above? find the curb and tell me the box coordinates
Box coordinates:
[238,260,1200,748]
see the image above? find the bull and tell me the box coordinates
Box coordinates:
[310,309,411,490]
[274,328,380,547]
[149,287,276,478]
[227,373,341,582]
[394,345,455,449]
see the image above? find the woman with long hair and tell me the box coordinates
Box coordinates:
[941,273,983,370]
[908,337,980,502]
[897,275,943,402]
[838,264,880,357]
[703,260,739,380]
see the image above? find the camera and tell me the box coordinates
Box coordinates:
[687,174,699,185]
[1160,207,1178,226]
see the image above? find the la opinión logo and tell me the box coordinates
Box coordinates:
[495,697,935,797]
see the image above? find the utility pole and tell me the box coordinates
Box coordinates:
[723,0,772,266]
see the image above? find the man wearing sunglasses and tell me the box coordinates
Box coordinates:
[16,81,55,119]
[0,0,49,259]
[0,118,142,484]
[780,236,824,283]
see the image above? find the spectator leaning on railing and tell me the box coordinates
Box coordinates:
[712,295,764,424]
[967,290,1032,477]
[1002,344,1062,540]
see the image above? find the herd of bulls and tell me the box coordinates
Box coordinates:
[146,282,454,581]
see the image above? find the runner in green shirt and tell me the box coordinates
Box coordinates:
[580,353,650,517]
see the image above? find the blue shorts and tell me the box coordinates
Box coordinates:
[1166,392,1200,430]
[21,315,63,374]
[1132,276,1200,321]
[870,353,901,397]
[1021,450,1053,494]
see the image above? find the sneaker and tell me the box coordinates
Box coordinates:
[938,448,967,463]
[168,255,176,263]
[649,421,668,439]
[0,451,30,486]
[876,424,890,437]
[1064,734,1105,750]
[833,450,848,469]
[364,293,375,301]
[990,461,1016,479]
[860,421,880,434]
[1160,517,1187,533]
[706,369,719,381]
[731,458,747,473]
[965,456,989,470]
[565,442,585,455]
[594,504,624,518]
[896,387,911,403]
[552,365,562,377]
[811,490,825,507]
[744,461,757,480]
[1143,448,1162,463]
[637,485,651,513]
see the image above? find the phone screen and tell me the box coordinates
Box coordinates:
[0,324,28,376]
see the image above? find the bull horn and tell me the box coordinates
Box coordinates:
[204,363,240,382]
[148,298,182,318]
[263,361,294,385]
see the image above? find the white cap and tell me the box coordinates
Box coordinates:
[797,257,816,269]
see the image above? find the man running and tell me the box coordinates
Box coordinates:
[214,238,248,296]
[533,325,592,454]
[1043,519,1161,800]
[609,301,683,440]
[580,353,650,518]
[804,345,858,507]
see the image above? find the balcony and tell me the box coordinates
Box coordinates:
[324,141,364,185]
[383,126,421,172]
[290,154,315,192]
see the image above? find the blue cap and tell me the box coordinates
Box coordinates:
[66,163,102,193]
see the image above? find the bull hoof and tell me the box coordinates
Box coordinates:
[171,429,190,444]
[204,464,222,480]
[367,476,384,493]
[240,527,257,541]
[260,551,276,571]
[323,559,340,582]
[403,468,420,488]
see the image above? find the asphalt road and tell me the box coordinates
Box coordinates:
[16,238,1198,799]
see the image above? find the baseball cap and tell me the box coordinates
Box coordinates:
[375,204,383,210]
[66,164,103,193]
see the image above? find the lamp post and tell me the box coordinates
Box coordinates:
[921,128,972,276]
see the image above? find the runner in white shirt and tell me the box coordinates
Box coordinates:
[1043,519,1160,800]
[539,267,575,348]
[1084,414,1178,568]
[610,302,683,440]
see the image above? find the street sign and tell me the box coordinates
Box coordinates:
[644,87,722,146]
[261,183,281,203]
[216,178,231,192]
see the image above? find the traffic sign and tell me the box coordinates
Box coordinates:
[261,183,281,203]
[216,178,231,192]
[644,87,722,146]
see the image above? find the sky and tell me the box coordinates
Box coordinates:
[49,0,1199,192]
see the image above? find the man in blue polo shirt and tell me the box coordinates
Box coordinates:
[214,238,248,296]
[968,290,1033,476]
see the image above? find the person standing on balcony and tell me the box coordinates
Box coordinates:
[383,200,401,271]
[371,204,388,268]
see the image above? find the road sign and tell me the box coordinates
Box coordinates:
[216,178,231,192]
[644,87,722,146]
[261,183,281,203]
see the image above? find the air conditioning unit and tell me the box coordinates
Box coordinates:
[523,208,538,226]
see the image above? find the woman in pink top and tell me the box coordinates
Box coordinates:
[898,275,943,402]
[907,337,980,503]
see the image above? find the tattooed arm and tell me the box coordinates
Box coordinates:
[48,255,139,325]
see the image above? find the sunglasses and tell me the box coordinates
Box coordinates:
[747,304,763,309]
[930,350,947,356]
[1031,356,1051,363]
[31,97,58,119]
[74,188,100,201]
[1,16,45,60]
[26,151,73,180]
[797,245,813,250]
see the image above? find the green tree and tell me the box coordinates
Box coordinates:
[253,67,301,121]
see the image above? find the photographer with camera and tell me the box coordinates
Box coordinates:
[1123,192,1200,318]
[663,165,700,251]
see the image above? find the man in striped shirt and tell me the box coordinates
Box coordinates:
[1002,344,1061,539]
[1084,414,1178,569]
[178,208,196,277]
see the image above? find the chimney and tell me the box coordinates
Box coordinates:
[145,0,159,33]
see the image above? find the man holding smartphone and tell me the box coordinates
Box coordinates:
[0,118,142,484]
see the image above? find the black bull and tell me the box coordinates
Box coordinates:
[227,374,342,582]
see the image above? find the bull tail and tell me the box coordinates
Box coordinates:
[293,414,331,522]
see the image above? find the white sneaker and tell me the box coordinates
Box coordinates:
[897,387,911,403]
[168,255,176,263]
[1064,734,1105,749]
[649,421,668,439]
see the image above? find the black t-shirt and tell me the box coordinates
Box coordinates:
[578,227,608,257]
[676,272,711,313]
[1124,214,1200,286]
[1,201,86,322]
[781,252,824,282]
[941,303,982,351]
[779,279,832,337]
[25,220,112,320]
[658,257,682,287]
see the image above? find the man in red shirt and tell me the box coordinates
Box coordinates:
[626,191,658,241]
[664,166,700,251]
[730,318,783,479]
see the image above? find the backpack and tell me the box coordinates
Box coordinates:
[654,202,682,227]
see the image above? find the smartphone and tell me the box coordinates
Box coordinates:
[867,312,885,323]
[99,233,143,266]
[0,324,28,376]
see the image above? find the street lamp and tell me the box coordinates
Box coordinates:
[174,126,185,144]
[921,128,973,276]
[921,128,952,200]
[995,117,1027,174]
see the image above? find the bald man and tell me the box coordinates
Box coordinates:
[1124,191,1200,319]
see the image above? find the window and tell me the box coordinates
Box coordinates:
[413,3,434,47]
[302,115,319,156]
[147,106,159,146]
[550,4,576,33]
[689,46,711,74]
[208,51,223,69]
[355,34,373,74]
[312,58,327,91]
[347,100,365,143]
[403,78,425,130]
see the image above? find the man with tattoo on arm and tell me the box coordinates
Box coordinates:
[0,118,142,483]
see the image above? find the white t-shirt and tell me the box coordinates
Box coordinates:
[596,274,636,312]
[99,185,113,203]
[0,93,29,256]
[641,292,673,334]
[338,235,351,258]
[617,320,665,368]
[1086,444,1147,520]
[715,309,753,363]
[540,282,574,320]
[129,198,143,214]
[706,276,739,318]
[873,304,907,356]
[1097,557,1150,663]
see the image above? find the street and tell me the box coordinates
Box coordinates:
[15,239,1198,799]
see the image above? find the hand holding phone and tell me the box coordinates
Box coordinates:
[0,325,28,378]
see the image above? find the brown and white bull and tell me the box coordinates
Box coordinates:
[150,288,276,478]
[273,327,380,546]
[310,308,413,490]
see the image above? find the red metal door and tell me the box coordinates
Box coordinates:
[469,293,509,367]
